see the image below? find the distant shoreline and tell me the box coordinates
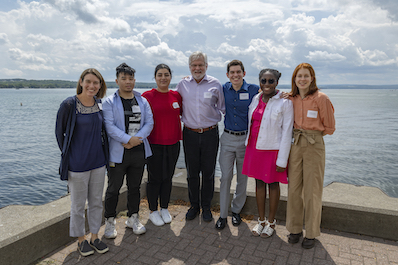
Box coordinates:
[0,79,397,89]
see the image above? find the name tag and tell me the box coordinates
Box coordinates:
[132,105,141,113]
[307,110,318,118]
[239,93,249,100]
[204,92,212,98]
[172,102,180,109]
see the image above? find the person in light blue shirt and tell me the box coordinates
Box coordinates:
[102,63,153,238]
[215,60,259,230]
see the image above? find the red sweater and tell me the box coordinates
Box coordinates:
[142,89,182,145]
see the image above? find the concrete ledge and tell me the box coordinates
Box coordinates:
[1,169,398,265]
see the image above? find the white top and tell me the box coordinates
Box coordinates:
[245,91,294,168]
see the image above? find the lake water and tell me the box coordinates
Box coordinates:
[0,88,397,209]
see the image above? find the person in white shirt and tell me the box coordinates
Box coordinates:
[242,68,293,238]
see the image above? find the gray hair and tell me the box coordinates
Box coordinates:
[189,51,208,65]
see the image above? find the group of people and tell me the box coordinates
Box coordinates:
[55,51,335,257]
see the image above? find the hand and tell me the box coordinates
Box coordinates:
[280,91,290,99]
[276,166,286,172]
[126,136,143,148]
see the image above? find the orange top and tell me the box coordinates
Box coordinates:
[290,90,335,135]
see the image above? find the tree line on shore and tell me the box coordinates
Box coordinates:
[0,79,177,89]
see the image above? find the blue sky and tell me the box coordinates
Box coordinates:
[0,0,397,85]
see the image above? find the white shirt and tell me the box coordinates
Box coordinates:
[245,91,294,168]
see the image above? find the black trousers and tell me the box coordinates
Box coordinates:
[146,142,181,211]
[183,126,219,210]
[104,144,146,218]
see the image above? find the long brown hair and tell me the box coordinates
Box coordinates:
[291,63,318,97]
[76,68,107,99]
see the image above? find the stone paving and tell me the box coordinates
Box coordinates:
[35,199,398,265]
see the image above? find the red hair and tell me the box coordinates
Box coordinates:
[291,63,318,97]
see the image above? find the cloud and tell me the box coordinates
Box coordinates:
[0,0,397,84]
[0,33,9,45]
[306,51,346,62]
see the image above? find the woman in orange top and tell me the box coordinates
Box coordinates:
[286,63,335,249]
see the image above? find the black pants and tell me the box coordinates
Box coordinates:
[104,144,146,218]
[146,142,180,211]
[183,126,219,210]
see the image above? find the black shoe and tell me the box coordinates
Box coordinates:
[202,209,213,222]
[215,217,226,230]
[89,239,109,254]
[186,206,200,220]
[302,237,315,249]
[288,232,303,244]
[78,240,94,257]
[231,212,242,226]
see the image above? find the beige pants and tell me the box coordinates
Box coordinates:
[286,129,325,239]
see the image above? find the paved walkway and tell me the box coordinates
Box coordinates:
[36,199,398,265]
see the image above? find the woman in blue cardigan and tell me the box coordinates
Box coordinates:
[55,68,109,257]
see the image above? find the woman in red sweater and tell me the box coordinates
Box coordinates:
[142,64,182,226]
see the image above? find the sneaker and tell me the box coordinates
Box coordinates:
[126,213,146,235]
[160,208,172,224]
[202,209,213,222]
[77,240,94,257]
[186,206,200,220]
[104,217,117,239]
[89,238,109,254]
[149,211,165,226]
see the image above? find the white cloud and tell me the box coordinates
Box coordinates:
[306,51,346,62]
[0,0,397,84]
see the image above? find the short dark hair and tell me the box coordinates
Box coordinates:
[259,68,282,81]
[227,60,245,73]
[116,63,136,78]
[154,63,172,78]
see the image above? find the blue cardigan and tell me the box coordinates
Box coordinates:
[55,96,109,180]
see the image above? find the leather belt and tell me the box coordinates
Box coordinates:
[184,125,217,133]
[224,128,248,136]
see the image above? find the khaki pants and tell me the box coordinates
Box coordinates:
[286,129,325,239]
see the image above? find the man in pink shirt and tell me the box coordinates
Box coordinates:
[177,51,225,222]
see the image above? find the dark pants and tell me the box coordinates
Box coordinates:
[183,126,219,210]
[146,142,180,211]
[104,144,146,218]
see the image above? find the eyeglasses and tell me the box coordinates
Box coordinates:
[260,78,275,85]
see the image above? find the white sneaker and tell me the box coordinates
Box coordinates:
[125,213,146,235]
[160,208,172,224]
[149,211,165,226]
[104,217,117,239]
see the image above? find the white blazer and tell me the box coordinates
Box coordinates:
[245,91,294,168]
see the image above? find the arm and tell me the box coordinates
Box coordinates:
[216,82,226,114]
[102,97,132,144]
[134,96,154,140]
[318,94,336,135]
[55,99,71,151]
[276,100,294,169]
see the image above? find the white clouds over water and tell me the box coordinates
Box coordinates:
[0,0,397,84]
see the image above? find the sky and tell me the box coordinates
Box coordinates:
[0,0,397,85]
